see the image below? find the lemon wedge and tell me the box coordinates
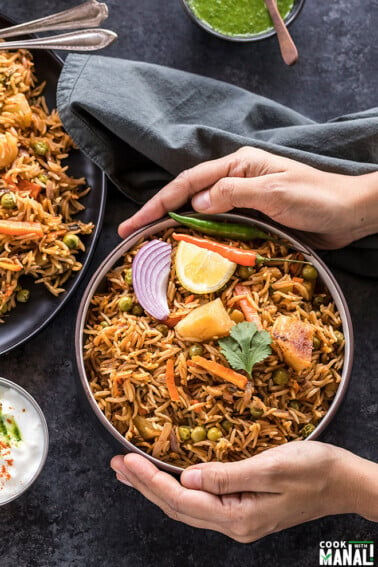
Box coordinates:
[175,240,236,294]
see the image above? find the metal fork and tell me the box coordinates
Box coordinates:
[0,29,117,51]
[0,1,108,38]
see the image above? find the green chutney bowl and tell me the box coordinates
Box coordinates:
[181,0,305,42]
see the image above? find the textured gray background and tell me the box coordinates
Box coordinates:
[0,1,377,566]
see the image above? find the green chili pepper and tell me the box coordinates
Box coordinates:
[169,212,277,242]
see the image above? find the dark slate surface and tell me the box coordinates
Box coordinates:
[0,1,377,566]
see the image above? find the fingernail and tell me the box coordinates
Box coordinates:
[116,472,133,488]
[181,468,202,489]
[192,190,211,211]
[112,466,126,475]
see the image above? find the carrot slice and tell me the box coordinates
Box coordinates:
[0,219,43,237]
[0,260,22,272]
[190,399,202,413]
[292,277,304,283]
[17,180,42,199]
[165,313,187,328]
[166,359,180,402]
[189,356,248,390]
[234,284,262,330]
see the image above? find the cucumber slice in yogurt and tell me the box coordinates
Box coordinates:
[0,408,22,444]
[0,413,9,442]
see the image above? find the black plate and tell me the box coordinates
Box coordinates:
[0,14,106,355]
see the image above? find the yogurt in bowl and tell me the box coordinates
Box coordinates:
[0,377,48,505]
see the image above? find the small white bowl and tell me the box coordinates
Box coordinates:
[0,377,49,505]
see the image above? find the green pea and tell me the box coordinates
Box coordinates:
[155,324,169,336]
[37,174,49,184]
[189,343,204,358]
[302,264,318,281]
[100,321,109,328]
[63,233,80,250]
[1,192,17,209]
[273,368,289,385]
[312,336,321,349]
[325,382,338,397]
[334,330,344,345]
[178,426,191,441]
[207,427,222,442]
[118,296,133,312]
[230,309,244,323]
[221,419,232,432]
[238,265,255,280]
[16,289,30,303]
[313,295,327,309]
[191,426,207,443]
[31,140,49,156]
[250,406,264,419]
[124,268,133,285]
[300,423,315,438]
[131,304,143,316]
[288,400,300,411]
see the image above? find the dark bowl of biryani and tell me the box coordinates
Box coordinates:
[75,213,353,475]
[180,0,305,42]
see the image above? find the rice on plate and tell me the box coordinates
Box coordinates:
[0,48,93,321]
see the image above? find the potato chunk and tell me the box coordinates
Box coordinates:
[3,93,32,128]
[272,315,313,372]
[176,298,233,342]
[0,132,18,169]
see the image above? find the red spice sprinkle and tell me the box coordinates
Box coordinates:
[0,438,14,489]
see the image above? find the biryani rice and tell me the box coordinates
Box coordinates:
[84,228,345,467]
[0,49,93,320]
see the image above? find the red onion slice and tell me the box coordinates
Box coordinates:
[132,240,172,320]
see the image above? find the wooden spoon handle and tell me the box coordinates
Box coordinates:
[264,0,298,66]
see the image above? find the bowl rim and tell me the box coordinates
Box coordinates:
[180,0,306,42]
[0,376,49,505]
[75,212,354,475]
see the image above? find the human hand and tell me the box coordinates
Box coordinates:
[111,441,378,542]
[118,147,378,249]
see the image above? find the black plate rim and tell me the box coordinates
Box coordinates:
[0,13,107,355]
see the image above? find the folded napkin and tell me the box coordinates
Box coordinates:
[57,54,378,277]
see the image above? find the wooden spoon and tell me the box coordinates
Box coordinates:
[264,0,298,66]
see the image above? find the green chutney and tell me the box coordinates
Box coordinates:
[188,0,295,37]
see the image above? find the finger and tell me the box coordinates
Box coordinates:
[118,154,240,238]
[181,451,283,495]
[111,454,127,474]
[116,472,133,487]
[113,472,218,530]
[122,453,226,522]
[191,173,283,214]
[117,146,285,238]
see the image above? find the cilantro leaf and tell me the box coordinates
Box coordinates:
[218,322,272,378]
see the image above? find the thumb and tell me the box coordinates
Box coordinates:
[181,455,281,495]
[191,174,281,215]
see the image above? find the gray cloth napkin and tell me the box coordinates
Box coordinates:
[57,54,378,277]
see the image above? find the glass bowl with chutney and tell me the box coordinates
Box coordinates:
[181,0,305,42]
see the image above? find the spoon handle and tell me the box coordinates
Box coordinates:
[264,0,298,66]
[0,29,117,51]
[0,1,108,38]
